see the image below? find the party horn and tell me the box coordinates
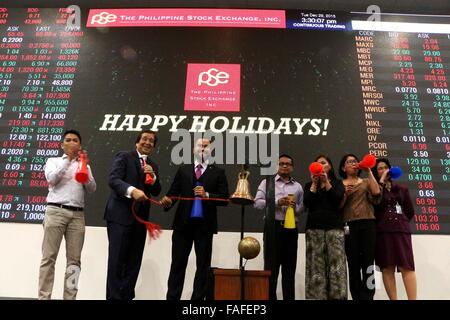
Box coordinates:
[358,154,376,169]
[389,166,403,180]
[142,158,154,185]
[75,152,89,184]
[309,162,324,176]
[190,181,204,218]
[284,194,296,229]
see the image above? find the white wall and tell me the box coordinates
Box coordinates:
[0,223,449,300]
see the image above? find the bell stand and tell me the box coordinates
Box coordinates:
[230,165,254,300]
[239,204,245,300]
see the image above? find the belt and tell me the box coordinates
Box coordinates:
[47,203,84,212]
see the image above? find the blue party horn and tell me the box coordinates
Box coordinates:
[389,166,402,180]
[191,181,204,218]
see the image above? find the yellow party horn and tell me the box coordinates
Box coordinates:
[284,194,296,229]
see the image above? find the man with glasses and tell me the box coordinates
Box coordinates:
[254,154,304,300]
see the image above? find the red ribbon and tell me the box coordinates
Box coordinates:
[132,196,229,241]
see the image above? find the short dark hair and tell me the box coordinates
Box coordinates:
[338,153,360,179]
[63,129,82,143]
[279,154,294,166]
[135,130,157,146]
[314,154,337,180]
[371,158,391,182]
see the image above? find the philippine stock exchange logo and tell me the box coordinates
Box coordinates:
[184,63,241,112]
[198,68,230,87]
[90,11,117,25]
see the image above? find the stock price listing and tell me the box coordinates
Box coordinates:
[0,7,82,223]
[354,22,450,233]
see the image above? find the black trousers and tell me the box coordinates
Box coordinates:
[106,220,146,300]
[166,221,213,300]
[263,223,298,300]
[345,219,376,300]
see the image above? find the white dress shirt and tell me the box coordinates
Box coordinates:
[194,159,208,176]
[45,154,96,208]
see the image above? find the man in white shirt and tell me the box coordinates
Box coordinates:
[39,129,96,300]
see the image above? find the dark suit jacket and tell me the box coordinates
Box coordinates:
[166,164,229,234]
[374,183,414,234]
[104,150,161,225]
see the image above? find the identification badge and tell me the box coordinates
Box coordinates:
[395,202,403,215]
[344,224,350,235]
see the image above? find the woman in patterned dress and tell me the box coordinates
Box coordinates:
[304,155,347,299]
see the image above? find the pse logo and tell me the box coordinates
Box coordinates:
[198,68,230,87]
[90,11,117,25]
[185,63,240,112]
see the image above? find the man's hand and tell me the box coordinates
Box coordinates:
[66,147,79,161]
[78,150,90,164]
[160,196,173,208]
[194,186,207,198]
[278,196,295,207]
[131,189,147,202]
[143,164,154,176]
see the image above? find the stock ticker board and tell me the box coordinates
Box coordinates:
[0,7,449,233]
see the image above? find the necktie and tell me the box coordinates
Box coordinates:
[195,164,203,180]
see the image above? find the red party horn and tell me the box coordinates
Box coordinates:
[75,152,89,184]
[142,158,154,185]
[358,154,376,169]
[309,162,324,176]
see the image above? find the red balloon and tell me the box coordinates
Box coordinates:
[359,154,376,169]
[309,162,324,176]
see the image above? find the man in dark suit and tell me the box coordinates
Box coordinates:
[160,137,229,300]
[104,130,161,300]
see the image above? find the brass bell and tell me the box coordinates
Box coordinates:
[230,166,254,205]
